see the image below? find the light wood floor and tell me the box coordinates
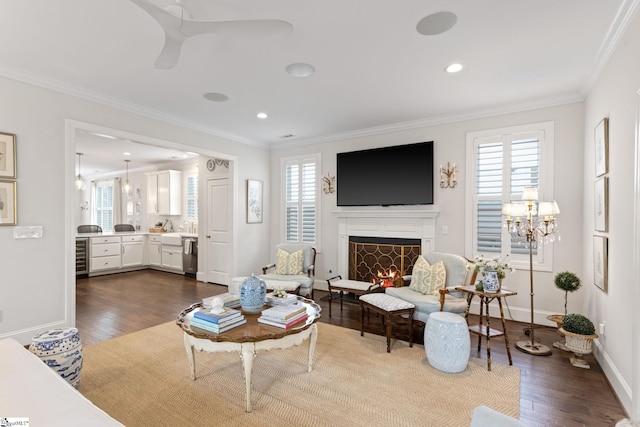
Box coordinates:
[76,270,627,426]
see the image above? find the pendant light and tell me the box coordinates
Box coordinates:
[123,159,131,194]
[75,152,86,191]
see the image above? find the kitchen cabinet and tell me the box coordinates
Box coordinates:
[121,235,144,268]
[161,244,183,271]
[148,234,162,267]
[90,236,121,272]
[146,170,182,215]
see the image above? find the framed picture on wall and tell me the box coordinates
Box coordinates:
[593,235,608,292]
[594,176,608,232]
[0,180,17,226]
[0,132,16,179]
[247,179,263,223]
[594,117,608,177]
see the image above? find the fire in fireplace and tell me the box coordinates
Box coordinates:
[348,236,421,286]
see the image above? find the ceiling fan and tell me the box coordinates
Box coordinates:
[130,0,293,69]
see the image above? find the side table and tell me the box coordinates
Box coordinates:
[455,285,517,371]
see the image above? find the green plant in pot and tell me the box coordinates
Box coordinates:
[547,271,581,330]
[559,313,599,369]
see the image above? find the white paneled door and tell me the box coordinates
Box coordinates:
[206,177,232,285]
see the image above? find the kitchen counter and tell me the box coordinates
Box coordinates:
[76,231,198,238]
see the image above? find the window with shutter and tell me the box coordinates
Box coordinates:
[95,180,114,232]
[283,154,321,248]
[465,122,554,272]
[186,174,198,221]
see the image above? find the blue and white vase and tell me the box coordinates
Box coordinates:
[240,274,266,314]
[482,270,501,293]
[29,327,83,388]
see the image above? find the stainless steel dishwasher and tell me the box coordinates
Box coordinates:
[182,237,198,277]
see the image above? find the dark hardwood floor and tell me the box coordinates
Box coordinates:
[76,270,627,426]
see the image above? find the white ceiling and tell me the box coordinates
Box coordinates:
[0,0,635,172]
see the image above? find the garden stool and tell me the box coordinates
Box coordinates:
[359,293,415,353]
[29,327,83,387]
[424,311,470,373]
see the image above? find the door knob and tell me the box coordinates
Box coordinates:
[206,234,211,238]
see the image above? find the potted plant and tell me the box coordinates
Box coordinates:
[547,271,582,328]
[470,254,515,292]
[559,313,599,369]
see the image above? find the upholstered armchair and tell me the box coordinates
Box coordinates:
[385,252,476,323]
[261,243,316,299]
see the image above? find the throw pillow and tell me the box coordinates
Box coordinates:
[409,256,447,296]
[275,249,305,275]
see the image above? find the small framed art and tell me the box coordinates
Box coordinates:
[0,180,17,226]
[0,132,16,179]
[247,179,263,223]
[593,235,608,292]
[594,117,608,177]
[594,176,608,232]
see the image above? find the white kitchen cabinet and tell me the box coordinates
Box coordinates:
[121,235,144,268]
[148,234,162,267]
[161,244,183,271]
[146,170,182,215]
[90,236,121,272]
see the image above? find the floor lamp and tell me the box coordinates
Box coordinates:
[503,187,560,356]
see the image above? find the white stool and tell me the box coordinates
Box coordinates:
[424,311,470,373]
[29,328,83,387]
[230,276,301,295]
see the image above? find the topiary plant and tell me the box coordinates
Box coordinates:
[554,271,581,316]
[562,313,596,336]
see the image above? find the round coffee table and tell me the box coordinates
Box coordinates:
[177,297,321,412]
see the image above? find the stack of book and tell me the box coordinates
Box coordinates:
[258,303,308,329]
[265,291,298,306]
[202,293,241,309]
[190,307,246,333]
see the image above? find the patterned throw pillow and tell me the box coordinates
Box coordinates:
[409,256,447,296]
[275,249,305,275]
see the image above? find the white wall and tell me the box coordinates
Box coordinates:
[0,76,272,344]
[270,103,586,326]
[583,9,640,416]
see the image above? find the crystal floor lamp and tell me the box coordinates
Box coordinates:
[503,187,560,356]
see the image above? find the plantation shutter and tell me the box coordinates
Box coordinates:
[95,180,114,232]
[186,174,198,221]
[285,158,317,244]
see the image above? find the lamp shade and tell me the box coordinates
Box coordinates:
[501,203,513,216]
[521,187,539,201]
[510,203,528,217]
[538,201,560,216]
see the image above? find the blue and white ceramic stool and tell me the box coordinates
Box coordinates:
[424,311,470,373]
[29,327,83,387]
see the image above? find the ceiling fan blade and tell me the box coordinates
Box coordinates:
[180,19,293,38]
[130,0,182,30]
[154,34,184,69]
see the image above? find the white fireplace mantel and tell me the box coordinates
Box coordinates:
[334,209,439,279]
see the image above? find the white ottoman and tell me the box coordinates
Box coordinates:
[424,311,470,373]
[360,293,415,353]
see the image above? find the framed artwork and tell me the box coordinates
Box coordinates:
[594,176,608,232]
[247,179,263,223]
[593,235,608,292]
[0,132,16,179]
[595,117,608,177]
[0,180,17,226]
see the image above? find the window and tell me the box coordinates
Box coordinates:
[185,173,198,221]
[465,121,554,271]
[95,180,114,232]
[282,154,321,248]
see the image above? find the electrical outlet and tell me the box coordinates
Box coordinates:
[0,310,3,323]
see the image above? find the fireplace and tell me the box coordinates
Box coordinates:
[335,209,439,282]
[349,236,421,286]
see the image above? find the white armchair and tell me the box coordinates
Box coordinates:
[385,252,476,323]
[261,243,316,299]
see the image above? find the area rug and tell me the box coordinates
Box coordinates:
[79,322,520,427]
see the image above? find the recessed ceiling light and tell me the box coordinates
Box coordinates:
[203,92,229,102]
[257,112,268,119]
[286,63,316,78]
[417,11,457,36]
[123,152,131,156]
[445,63,464,73]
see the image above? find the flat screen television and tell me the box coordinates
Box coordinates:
[336,141,434,206]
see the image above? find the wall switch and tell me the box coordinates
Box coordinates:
[599,322,605,335]
[441,225,449,235]
[14,226,43,239]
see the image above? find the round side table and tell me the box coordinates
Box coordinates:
[29,327,83,388]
